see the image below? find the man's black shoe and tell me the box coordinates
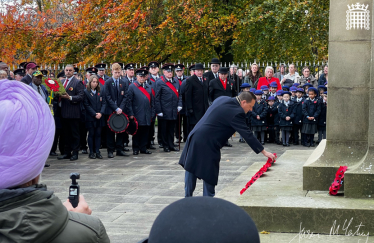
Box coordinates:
[70,154,78,161]
[116,151,129,156]
[140,150,152,154]
[108,152,114,158]
[96,153,103,159]
[261,142,265,145]
[159,144,164,148]
[164,148,170,152]
[58,154,71,160]
[44,163,50,167]
[133,151,139,155]
[89,153,96,159]
[170,147,179,152]
[49,152,58,156]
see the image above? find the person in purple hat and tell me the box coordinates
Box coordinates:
[293,88,305,145]
[251,90,268,145]
[260,85,269,100]
[274,90,283,144]
[249,87,256,93]
[301,87,321,147]
[21,62,39,85]
[290,86,297,101]
[278,91,295,146]
[269,81,278,98]
[266,96,278,143]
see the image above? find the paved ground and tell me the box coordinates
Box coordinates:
[42,133,315,243]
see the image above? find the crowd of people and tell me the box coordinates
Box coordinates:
[0,59,328,161]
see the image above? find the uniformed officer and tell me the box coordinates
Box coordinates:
[174,64,188,143]
[14,69,25,81]
[123,63,137,84]
[40,70,48,78]
[147,61,160,149]
[155,64,182,152]
[126,69,155,155]
[95,63,110,89]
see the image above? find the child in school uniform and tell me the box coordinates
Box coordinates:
[282,86,290,92]
[293,88,305,145]
[250,88,256,93]
[317,85,327,99]
[317,91,327,144]
[261,85,269,100]
[293,83,300,88]
[302,87,321,147]
[83,75,106,159]
[274,90,282,144]
[290,86,297,101]
[269,82,278,98]
[266,96,278,143]
[238,83,251,143]
[302,83,312,99]
[251,90,268,145]
[278,91,295,146]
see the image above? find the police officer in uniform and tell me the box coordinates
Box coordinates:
[147,61,160,149]
[155,64,182,152]
[95,63,110,90]
[14,69,25,81]
[126,69,155,155]
[174,64,188,143]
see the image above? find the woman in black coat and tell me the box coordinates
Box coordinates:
[302,87,321,147]
[83,75,106,159]
[278,91,295,146]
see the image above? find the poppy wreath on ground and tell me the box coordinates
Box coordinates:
[329,166,348,195]
[43,77,66,95]
[240,153,277,195]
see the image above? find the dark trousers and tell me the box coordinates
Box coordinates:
[87,126,102,154]
[268,126,275,143]
[101,125,108,148]
[51,128,64,153]
[318,126,326,142]
[159,119,176,149]
[306,134,315,145]
[105,115,124,152]
[157,117,162,145]
[188,124,196,136]
[281,130,291,144]
[184,171,215,197]
[62,118,80,155]
[275,126,281,143]
[147,120,155,147]
[132,125,150,152]
[79,122,88,150]
[293,124,303,144]
[254,131,265,143]
[175,114,188,141]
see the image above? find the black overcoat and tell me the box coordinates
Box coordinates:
[155,76,182,120]
[318,101,327,127]
[179,96,264,186]
[293,98,304,125]
[278,101,295,127]
[185,75,209,125]
[209,77,236,103]
[302,98,321,124]
[83,89,106,127]
[250,100,268,127]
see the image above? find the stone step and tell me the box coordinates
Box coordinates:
[216,150,374,236]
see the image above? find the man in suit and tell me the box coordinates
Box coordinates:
[179,92,276,197]
[28,71,48,103]
[147,61,159,149]
[126,69,155,155]
[104,63,129,158]
[185,63,209,134]
[155,64,182,152]
[203,58,220,87]
[174,64,188,143]
[21,62,39,85]
[57,64,85,161]
[208,67,237,147]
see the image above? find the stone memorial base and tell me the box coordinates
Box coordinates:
[217,149,374,236]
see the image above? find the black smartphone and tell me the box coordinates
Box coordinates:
[68,172,80,208]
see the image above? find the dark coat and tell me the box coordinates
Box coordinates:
[179,96,264,185]
[104,77,128,115]
[126,81,155,126]
[278,101,295,127]
[155,76,182,120]
[28,83,49,102]
[250,100,268,127]
[185,75,209,125]
[21,74,32,85]
[302,98,321,124]
[273,101,281,126]
[293,98,305,125]
[318,101,327,127]
[266,104,278,126]
[209,77,236,103]
[97,74,110,91]
[83,89,106,127]
[174,76,187,115]
[122,75,137,85]
[318,73,327,86]
[203,70,219,83]
[61,77,85,119]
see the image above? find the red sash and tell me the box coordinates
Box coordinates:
[161,76,179,98]
[151,88,155,97]
[134,83,151,103]
[99,77,105,85]
[219,78,227,89]
[150,77,156,83]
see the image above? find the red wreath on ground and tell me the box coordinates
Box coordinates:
[44,78,60,92]
[329,166,348,195]
[240,153,277,195]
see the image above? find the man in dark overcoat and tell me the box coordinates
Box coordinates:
[174,64,188,143]
[185,63,209,134]
[179,92,276,197]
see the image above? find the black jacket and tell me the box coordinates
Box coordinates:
[61,77,85,119]
[203,70,219,84]
[278,101,295,127]
[267,104,278,126]
[104,77,128,115]
[83,89,106,126]
[302,98,321,124]
[179,96,264,185]
[174,76,187,115]
[209,77,236,103]
[318,101,327,127]
[155,76,182,120]
[185,75,209,125]
[250,100,268,127]
[21,74,32,85]
[293,98,305,125]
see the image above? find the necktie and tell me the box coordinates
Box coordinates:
[37,86,41,95]
[64,78,68,88]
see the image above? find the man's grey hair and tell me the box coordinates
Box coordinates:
[238,91,256,103]
[65,64,74,69]
[230,64,237,68]
[265,66,274,73]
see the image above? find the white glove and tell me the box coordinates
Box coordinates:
[157,113,163,117]
[177,106,182,112]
